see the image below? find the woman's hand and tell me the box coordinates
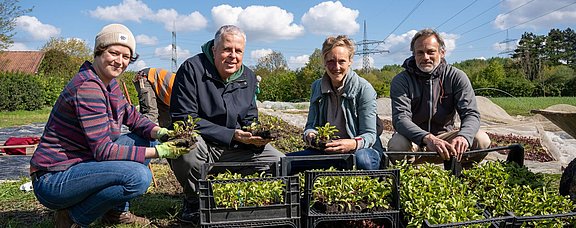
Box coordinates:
[324,138,356,154]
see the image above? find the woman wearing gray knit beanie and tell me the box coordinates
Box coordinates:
[29,23,190,227]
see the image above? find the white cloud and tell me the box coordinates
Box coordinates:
[154,45,192,61]
[15,16,60,41]
[136,34,158,45]
[474,56,487,60]
[440,32,458,57]
[382,30,417,53]
[131,60,148,71]
[90,0,207,32]
[494,0,576,29]
[89,0,152,22]
[301,1,360,35]
[288,55,310,70]
[152,9,207,32]
[211,4,304,41]
[379,30,459,63]
[251,49,273,62]
[211,5,244,27]
[7,42,30,51]
[381,30,416,63]
[492,40,518,52]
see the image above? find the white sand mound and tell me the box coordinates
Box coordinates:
[544,104,576,112]
[475,96,516,123]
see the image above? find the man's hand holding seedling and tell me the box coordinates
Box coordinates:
[234,129,271,147]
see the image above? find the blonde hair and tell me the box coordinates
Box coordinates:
[321,35,355,62]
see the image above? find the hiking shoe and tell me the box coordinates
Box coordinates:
[179,199,200,225]
[54,210,81,228]
[101,210,151,226]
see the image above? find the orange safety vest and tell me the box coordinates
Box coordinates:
[142,68,176,106]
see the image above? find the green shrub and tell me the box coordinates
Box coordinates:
[37,73,69,106]
[117,71,138,106]
[0,72,44,111]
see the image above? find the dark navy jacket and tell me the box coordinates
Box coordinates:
[170,53,258,148]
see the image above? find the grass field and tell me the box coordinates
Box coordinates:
[489,97,576,116]
[0,107,52,128]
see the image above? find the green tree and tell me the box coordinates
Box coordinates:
[513,32,546,81]
[0,0,31,50]
[255,51,288,73]
[498,69,535,97]
[299,48,324,78]
[544,29,565,66]
[39,49,74,77]
[563,28,576,69]
[537,65,575,96]
[39,37,92,76]
[454,59,489,82]
[293,48,324,101]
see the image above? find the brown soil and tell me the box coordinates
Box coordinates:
[249,129,280,140]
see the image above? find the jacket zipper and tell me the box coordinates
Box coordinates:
[427,78,433,132]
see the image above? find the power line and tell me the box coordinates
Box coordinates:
[383,0,426,42]
[498,29,517,55]
[447,0,502,33]
[435,0,480,30]
[459,1,576,47]
[355,20,389,73]
[460,0,538,36]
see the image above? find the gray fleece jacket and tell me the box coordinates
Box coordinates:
[390,56,480,146]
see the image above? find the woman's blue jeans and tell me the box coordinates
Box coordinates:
[286,147,381,174]
[32,133,154,226]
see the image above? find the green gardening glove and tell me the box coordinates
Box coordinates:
[155,142,189,159]
[157,128,172,143]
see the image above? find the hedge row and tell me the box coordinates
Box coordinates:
[0,71,139,112]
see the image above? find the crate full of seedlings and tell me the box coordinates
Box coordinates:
[395,144,576,227]
[302,168,401,228]
[198,164,300,228]
[280,154,356,176]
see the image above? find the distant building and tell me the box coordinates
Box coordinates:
[0,51,45,74]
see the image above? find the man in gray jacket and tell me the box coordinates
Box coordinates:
[388,28,490,166]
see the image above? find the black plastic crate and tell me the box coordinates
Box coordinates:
[303,169,401,228]
[421,214,514,228]
[200,161,280,179]
[280,154,355,176]
[197,218,300,228]
[507,211,576,227]
[198,175,300,227]
[382,144,524,177]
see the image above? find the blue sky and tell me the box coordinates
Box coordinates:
[11,0,576,72]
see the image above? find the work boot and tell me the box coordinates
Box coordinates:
[101,210,151,226]
[179,198,200,225]
[54,210,81,228]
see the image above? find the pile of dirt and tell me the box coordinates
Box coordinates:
[475,96,517,123]
[545,104,576,112]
